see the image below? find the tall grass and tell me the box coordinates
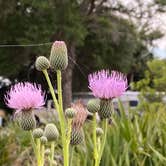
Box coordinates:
[76,101,166,166]
[1,101,166,166]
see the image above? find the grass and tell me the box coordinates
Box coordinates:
[1,100,166,166]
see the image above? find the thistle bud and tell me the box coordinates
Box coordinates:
[52,161,57,166]
[70,129,83,145]
[35,56,50,71]
[50,41,68,71]
[65,108,76,119]
[87,99,100,113]
[44,123,59,141]
[19,111,36,131]
[98,99,112,118]
[40,136,48,144]
[45,149,51,156]
[33,128,44,138]
[96,127,104,137]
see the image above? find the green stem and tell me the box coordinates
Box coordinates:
[69,146,74,166]
[36,138,41,166]
[42,70,59,112]
[67,119,72,145]
[97,137,101,155]
[57,70,68,166]
[92,113,99,166]
[43,69,69,166]
[50,142,55,166]
[29,131,37,156]
[43,69,68,165]
[30,131,40,165]
[98,119,108,164]
[96,136,101,166]
[41,144,45,166]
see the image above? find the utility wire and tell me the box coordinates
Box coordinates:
[0,41,89,79]
[0,42,53,47]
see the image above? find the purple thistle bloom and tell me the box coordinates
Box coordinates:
[5,82,45,111]
[88,70,128,99]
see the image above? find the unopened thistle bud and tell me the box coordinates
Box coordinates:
[96,127,104,137]
[44,123,59,141]
[35,56,50,71]
[87,99,100,113]
[33,128,44,138]
[40,136,48,144]
[52,161,57,166]
[45,149,51,156]
[19,111,36,131]
[99,99,112,118]
[65,108,76,119]
[70,129,83,145]
[50,41,68,71]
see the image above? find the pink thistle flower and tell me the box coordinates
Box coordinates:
[5,82,45,111]
[88,70,128,99]
[72,101,88,131]
[53,41,66,46]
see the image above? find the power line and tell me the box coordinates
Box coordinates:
[0,42,53,47]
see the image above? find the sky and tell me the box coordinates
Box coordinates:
[119,0,166,58]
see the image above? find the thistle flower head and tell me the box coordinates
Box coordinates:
[70,129,83,145]
[35,56,50,71]
[45,149,51,156]
[53,41,66,46]
[65,108,76,119]
[19,111,36,130]
[33,128,44,138]
[71,101,88,131]
[88,70,127,99]
[96,127,104,137]
[44,123,59,141]
[5,82,45,111]
[87,99,100,113]
[50,41,68,71]
[40,136,48,144]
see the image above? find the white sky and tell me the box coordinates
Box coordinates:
[119,0,166,57]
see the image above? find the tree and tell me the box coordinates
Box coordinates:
[132,59,166,103]
[0,0,164,108]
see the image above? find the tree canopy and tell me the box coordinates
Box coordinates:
[0,0,165,106]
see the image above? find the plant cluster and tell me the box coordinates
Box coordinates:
[4,41,127,166]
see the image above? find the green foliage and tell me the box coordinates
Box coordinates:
[79,15,138,72]
[147,60,166,91]
[0,0,87,77]
[0,123,31,165]
[0,0,162,81]
[1,102,166,166]
[155,0,166,6]
[132,59,166,103]
[81,102,166,166]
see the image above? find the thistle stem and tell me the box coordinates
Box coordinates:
[97,137,101,154]
[29,130,37,156]
[43,69,68,166]
[92,113,99,166]
[69,146,74,166]
[98,119,108,164]
[41,144,45,166]
[36,138,42,166]
[42,70,59,112]
[57,70,69,166]
[29,131,40,165]
[50,142,55,166]
[67,119,72,145]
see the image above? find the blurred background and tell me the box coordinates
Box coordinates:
[0,0,166,165]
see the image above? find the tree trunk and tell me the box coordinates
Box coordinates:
[62,42,76,109]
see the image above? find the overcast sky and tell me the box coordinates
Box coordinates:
[119,0,166,58]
